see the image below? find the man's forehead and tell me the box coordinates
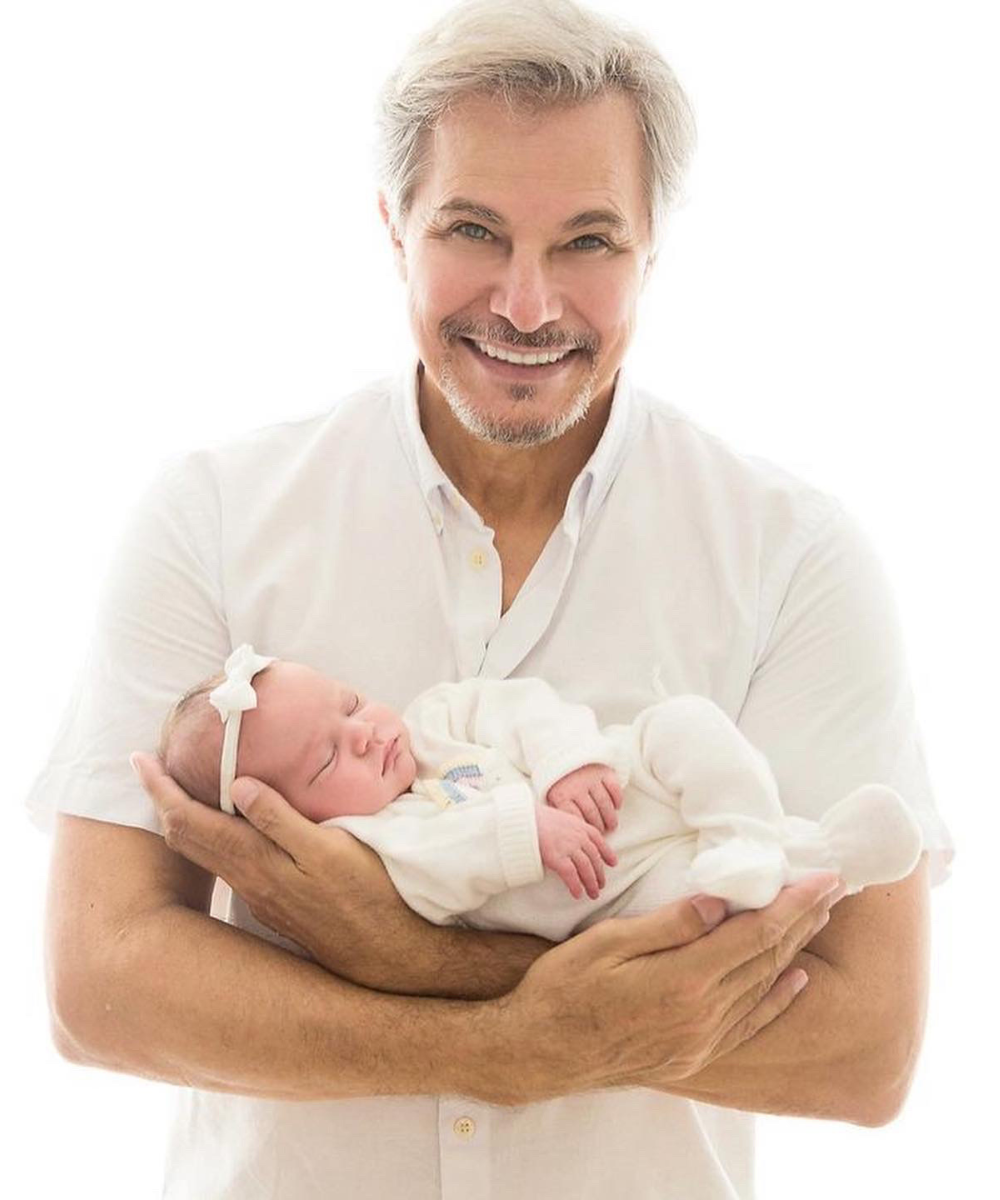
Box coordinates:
[419,91,646,225]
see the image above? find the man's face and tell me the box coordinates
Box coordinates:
[385,91,653,447]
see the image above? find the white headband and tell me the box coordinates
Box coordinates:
[208,643,276,813]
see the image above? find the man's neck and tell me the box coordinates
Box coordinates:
[417,373,615,528]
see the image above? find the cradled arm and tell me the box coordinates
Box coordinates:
[114,760,849,1107]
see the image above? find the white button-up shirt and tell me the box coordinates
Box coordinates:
[28,360,953,1199]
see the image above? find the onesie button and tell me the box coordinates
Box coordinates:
[453,1116,476,1140]
[470,550,487,570]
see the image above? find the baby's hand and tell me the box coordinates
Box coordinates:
[536,806,617,900]
[546,763,623,833]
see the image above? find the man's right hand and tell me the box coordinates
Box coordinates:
[489,872,843,1104]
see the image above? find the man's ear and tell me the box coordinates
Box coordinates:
[378,192,407,281]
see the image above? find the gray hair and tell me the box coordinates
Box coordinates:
[376,0,696,250]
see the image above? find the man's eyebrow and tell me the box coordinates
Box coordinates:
[562,208,630,235]
[433,198,630,235]
[434,198,505,225]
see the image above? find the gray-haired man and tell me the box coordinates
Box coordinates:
[38,2,951,1196]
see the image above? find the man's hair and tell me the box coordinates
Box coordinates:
[157,670,228,808]
[376,0,696,249]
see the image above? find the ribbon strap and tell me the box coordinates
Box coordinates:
[209,644,276,813]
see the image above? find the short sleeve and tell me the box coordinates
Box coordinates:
[737,505,954,886]
[24,454,231,834]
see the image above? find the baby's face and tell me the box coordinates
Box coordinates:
[237,662,417,822]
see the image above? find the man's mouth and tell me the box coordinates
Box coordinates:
[460,337,581,376]
[468,340,574,366]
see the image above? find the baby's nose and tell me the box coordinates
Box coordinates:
[349,719,377,751]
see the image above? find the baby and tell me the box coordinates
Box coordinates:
[158,644,923,941]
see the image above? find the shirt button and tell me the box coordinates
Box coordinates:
[453,1116,476,1140]
[470,550,487,570]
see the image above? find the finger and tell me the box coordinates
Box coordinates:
[556,859,583,900]
[230,776,319,864]
[607,778,624,809]
[718,888,834,1002]
[131,751,274,881]
[588,824,618,867]
[571,847,601,898]
[684,872,841,983]
[573,790,603,829]
[590,784,616,831]
[581,838,607,889]
[711,966,810,1062]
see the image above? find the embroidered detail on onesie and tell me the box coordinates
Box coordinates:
[412,759,486,809]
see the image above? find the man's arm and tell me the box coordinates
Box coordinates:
[46,814,509,1100]
[635,856,930,1126]
[134,756,926,1125]
[51,773,843,1107]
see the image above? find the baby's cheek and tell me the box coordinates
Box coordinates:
[286,785,327,823]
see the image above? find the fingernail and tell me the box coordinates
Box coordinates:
[792,970,809,995]
[692,895,727,927]
[230,778,258,811]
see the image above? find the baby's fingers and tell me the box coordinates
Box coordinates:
[588,825,618,867]
[587,784,617,832]
[572,847,602,899]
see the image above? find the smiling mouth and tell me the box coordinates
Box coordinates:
[467,338,575,366]
[460,337,581,375]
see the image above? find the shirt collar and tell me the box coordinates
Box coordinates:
[390,357,643,539]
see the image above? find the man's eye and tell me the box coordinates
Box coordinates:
[568,234,610,251]
[452,222,492,241]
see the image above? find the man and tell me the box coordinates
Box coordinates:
[34,1,952,1196]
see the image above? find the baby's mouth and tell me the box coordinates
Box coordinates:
[381,736,398,775]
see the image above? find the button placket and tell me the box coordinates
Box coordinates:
[439,1099,491,1200]
[452,1115,476,1140]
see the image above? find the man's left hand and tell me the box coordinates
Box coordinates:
[131,752,436,989]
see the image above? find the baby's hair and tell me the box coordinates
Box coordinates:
[158,665,273,807]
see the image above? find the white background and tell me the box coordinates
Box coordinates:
[3,1,995,1195]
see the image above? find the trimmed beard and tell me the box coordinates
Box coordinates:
[438,354,599,448]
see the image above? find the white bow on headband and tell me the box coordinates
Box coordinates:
[210,643,276,813]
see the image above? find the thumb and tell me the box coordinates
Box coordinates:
[230,775,316,860]
[604,892,727,957]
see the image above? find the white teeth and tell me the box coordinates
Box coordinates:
[473,341,572,366]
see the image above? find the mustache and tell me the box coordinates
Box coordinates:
[441,317,599,355]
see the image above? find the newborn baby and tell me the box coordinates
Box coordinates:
[158,645,923,942]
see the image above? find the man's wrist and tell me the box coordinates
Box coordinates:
[369,923,553,1001]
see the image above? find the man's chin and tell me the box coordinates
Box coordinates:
[439,364,597,448]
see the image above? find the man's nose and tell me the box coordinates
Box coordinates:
[489,249,563,333]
